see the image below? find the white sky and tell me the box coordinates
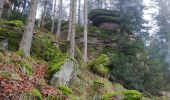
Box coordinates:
[143,0,159,35]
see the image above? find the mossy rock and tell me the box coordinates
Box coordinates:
[123,90,142,100]
[92,64,109,77]
[58,85,72,96]
[96,54,110,65]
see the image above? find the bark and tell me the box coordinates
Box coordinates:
[40,0,47,28]
[78,0,81,25]
[51,0,57,33]
[0,0,4,18]
[20,0,38,56]
[83,0,88,63]
[56,0,63,35]
[22,0,27,13]
[70,0,77,58]
[67,0,73,41]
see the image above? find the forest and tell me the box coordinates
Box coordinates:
[0,0,170,99]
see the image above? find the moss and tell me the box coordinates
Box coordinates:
[123,90,142,100]
[92,64,109,76]
[58,85,73,96]
[3,20,23,27]
[96,54,110,65]
[29,89,43,100]
[16,50,24,57]
[89,54,110,77]
[102,91,122,100]
[47,58,66,78]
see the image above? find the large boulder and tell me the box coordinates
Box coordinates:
[50,60,74,86]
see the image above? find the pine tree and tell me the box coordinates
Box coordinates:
[56,0,63,35]
[20,0,38,56]
[70,0,77,58]
[51,0,57,33]
[83,0,88,63]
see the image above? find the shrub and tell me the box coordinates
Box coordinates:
[58,85,72,96]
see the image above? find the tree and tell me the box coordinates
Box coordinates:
[77,0,81,25]
[56,0,63,35]
[20,0,38,56]
[0,0,4,18]
[83,0,88,63]
[51,0,57,33]
[67,0,73,41]
[69,0,77,58]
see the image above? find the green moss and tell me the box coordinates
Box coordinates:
[92,64,109,76]
[31,33,68,78]
[89,54,110,76]
[123,90,142,100]
[96,54,110,65]
[48,58,66,78]
[29,89,43,100]
[101,90,142,100]
[3,20,23,27]
[58,85,73,96]
[102,91,122,100]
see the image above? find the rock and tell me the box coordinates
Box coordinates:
[50,60,74,86]
[0,39,8,50]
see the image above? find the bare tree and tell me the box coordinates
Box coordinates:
[0,0,4,18]
[20,0,38,56]
[56,0,63,35]
[83,0,88,63]
[70,0,77,58]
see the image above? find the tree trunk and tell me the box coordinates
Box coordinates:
[0,0,4,18]
[56,0,63,35]
[51,0,57,33]
[70,0,77,58]
[20,0,38,56]
[22,0,27,13]
[78,0,81,25]
[67,0,73,41]
[40,1,47,28]
[83,0,88,63]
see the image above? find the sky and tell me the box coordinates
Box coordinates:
[143,0,159,35]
